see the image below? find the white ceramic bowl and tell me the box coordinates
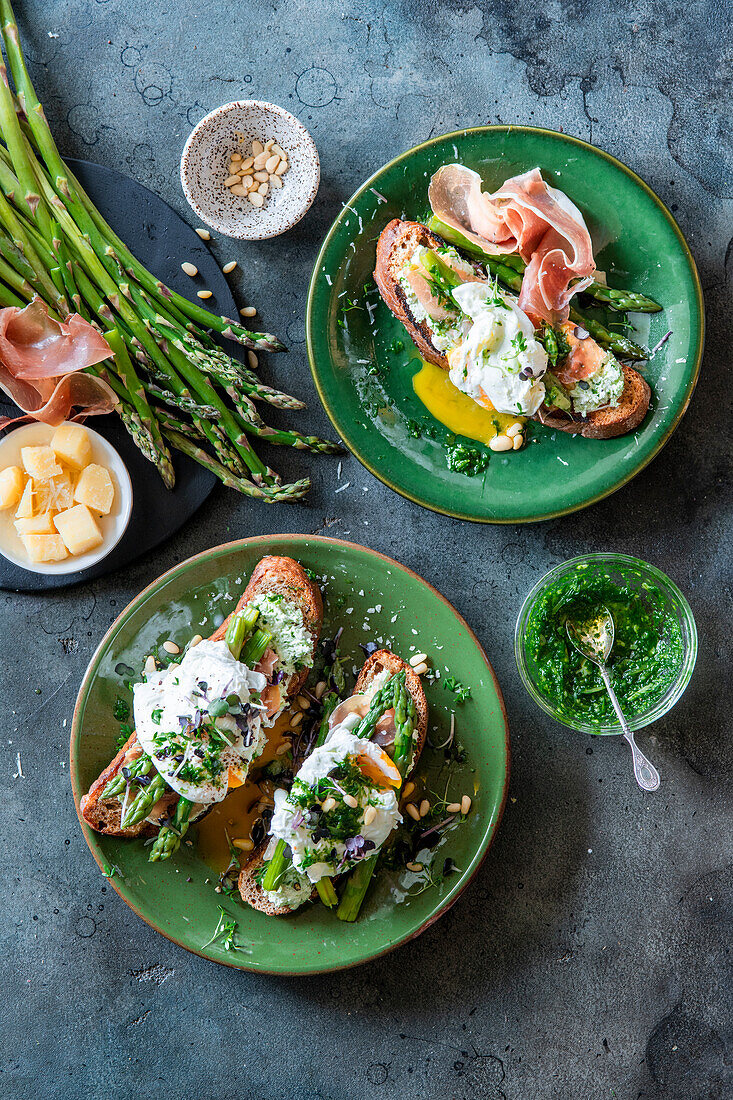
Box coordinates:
[180,101,320,240]
[0,421,132,575]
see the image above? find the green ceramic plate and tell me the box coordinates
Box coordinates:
[306,126,704,523]
[71,536,509,973]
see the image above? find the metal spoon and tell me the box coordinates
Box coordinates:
[566,605,661,791]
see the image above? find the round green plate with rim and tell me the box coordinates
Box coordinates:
[70,535,509,974]
[306,126,704,523]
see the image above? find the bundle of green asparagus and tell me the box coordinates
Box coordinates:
[0,1,339,502]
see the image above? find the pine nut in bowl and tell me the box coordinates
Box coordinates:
[180,101,320,241]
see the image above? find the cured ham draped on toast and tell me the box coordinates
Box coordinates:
[373,217,651,440]
[428,165,595,325]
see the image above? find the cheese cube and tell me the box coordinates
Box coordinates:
[50,422,92,470]
[21,445,63,480]
[53,503,103,555]
[15,512,56,537]
[74,463,114,514]
[0,465,24,510]
[15,479,35,519]
[23,532,68,562]
[35,473,75,513]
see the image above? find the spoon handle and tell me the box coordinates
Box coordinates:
[599,666,661,792]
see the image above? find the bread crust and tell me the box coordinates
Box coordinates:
[80,556,323,839]
[238,648,428,916]
[534,365,651,439]
[374,218,454,368]
[374,217,651,440]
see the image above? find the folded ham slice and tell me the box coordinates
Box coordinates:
[428,165,595,326]
[0,298,116,429]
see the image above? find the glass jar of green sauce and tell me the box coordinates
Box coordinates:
[515,554,697,734]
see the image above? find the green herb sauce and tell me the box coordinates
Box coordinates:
[526,569,684,725]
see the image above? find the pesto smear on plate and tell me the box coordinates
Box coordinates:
[526,571,684,726]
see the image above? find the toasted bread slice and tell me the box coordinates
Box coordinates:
[238,648,428,915]
[535,365,651,439]
[80,556,323,838]
[374,218,651,440]
[374,218,466,367]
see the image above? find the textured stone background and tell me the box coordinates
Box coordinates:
[0,2,731,1098]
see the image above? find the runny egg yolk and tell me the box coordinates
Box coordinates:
[355,749,401,789]
[412,359,524,445]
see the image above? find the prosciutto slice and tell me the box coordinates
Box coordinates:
[0,298,116,429]
[428,165,595,325]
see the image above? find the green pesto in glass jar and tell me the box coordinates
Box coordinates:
[526,568,684,726]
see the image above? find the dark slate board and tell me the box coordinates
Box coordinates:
[0,158,234,593]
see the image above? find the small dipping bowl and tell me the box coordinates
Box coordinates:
[180,100,320,240]
[515,553,697,734]
[0,422,132,576]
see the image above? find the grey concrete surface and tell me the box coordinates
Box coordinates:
[0,2,731,1098]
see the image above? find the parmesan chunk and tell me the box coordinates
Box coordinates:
[53,504,104,555]
[21,445,62,480]
[23,532,68,562]
[74,463,114,514]
[15,479,35,519]
[0,465,24,509]
[15,512,56,536]
[51,422,92,470]
[35,473,75,513]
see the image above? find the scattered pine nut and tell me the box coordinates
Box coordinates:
[343,793,359,809]
[322,796,337,812]
[289,711,303,728]
[413,662,429,677]
[419,798,430,818]
[461,795,472,815]
[230,152,243,162]
[269,174,283,189]
[232,837,253,851]
[222,261,237,274]
[251,140,264,155]
[406,803,421,821]
[253,169,269,183]
[512,434,524,450]
[247,350,258,369]
[253,152,268,169]
[197,289,212,299]
[506,422,523,438]
[248,191,265,207]
[276,740,291,755]
[275,159,288,175]
[257,182,269,197]
[314,680,327,700]
[240,156,254,170]
[406,861,423,873]
[189,634,203,647]
[272,143,286,158]
[239,175,254,189]
[409,652,428,668]
[163,640,180,654]
[364,805,377,826]
[144,655,157,674]
[194,227,211,240]
[224,174,242,188]
[181,262,198,277]
[447,802,462,814]
[240,305,257,318]
[296,694,310,709]
[265,154,280,173]
[402,780,415,799]
[230,184,247,197]
[489,434,513,453]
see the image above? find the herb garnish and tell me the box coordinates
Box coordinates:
[203,907,249,952]
[443,676,472,704]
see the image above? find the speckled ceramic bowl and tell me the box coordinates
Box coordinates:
[180,101,320,240]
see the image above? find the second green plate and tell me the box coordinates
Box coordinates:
[306,126,704,523]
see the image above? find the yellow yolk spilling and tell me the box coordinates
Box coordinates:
[412,359,524,444]
[355,748,401,789]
